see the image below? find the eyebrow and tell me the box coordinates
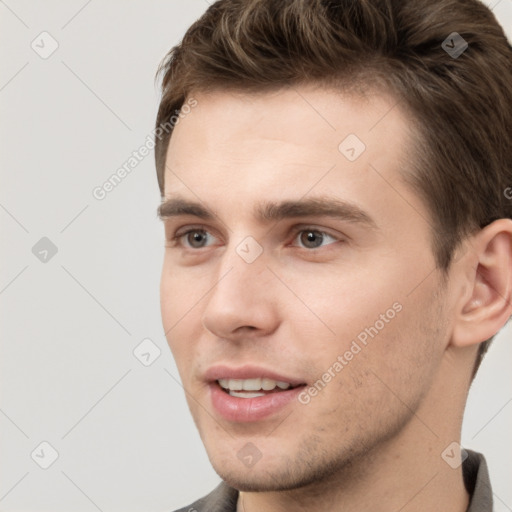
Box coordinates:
[157,196,377,229]
[157,198,213,220]
[257,197,377,227]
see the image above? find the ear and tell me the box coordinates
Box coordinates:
[451,219,512,348]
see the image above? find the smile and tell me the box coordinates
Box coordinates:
[217,378,297,397]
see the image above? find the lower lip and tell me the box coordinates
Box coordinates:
[210,382,304,422]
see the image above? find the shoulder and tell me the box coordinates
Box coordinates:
[463,449,493,512]
[172,482,239,512]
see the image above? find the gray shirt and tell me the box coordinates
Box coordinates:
[173,450,492,512]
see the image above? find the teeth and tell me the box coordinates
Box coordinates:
[242,378,262,391]
[229,379,243,390]
[218,378,230,389]
[261,378,276,390]
[218,378,293,391]
[229,391,266,398]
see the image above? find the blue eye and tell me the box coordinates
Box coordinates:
[295,229,337,249]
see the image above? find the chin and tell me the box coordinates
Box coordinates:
[208,443,356,494]
[206,446,299,492]
[214,466,306,493]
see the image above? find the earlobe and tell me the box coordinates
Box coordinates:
[451,219,512,348]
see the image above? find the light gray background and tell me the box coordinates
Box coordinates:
[1,1,511,511]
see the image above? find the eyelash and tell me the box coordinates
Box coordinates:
[167,225,342,250]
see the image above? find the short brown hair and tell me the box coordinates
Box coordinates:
[154,0,512,374]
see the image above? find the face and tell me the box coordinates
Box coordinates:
[159,86,452,491]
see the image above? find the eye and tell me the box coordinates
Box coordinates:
[293,229,338,249]
[178,229,217,249]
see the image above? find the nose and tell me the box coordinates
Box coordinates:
[201,247,280,342]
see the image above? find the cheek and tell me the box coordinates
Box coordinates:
[294,295,442,438]
[357,284,446,400]
[282,269,402,352]
[283,262,441,392]
[160,261,208,329]
[160,265,205,365]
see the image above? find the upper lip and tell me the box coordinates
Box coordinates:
[204,364,306,386]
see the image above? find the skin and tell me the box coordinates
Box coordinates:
[159,86,512,511]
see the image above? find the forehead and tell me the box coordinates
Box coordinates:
[163,86,413,209]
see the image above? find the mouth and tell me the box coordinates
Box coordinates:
[216,377,303,398]
[205,366,308,422]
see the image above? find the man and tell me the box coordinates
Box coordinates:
[154,0,512,510]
